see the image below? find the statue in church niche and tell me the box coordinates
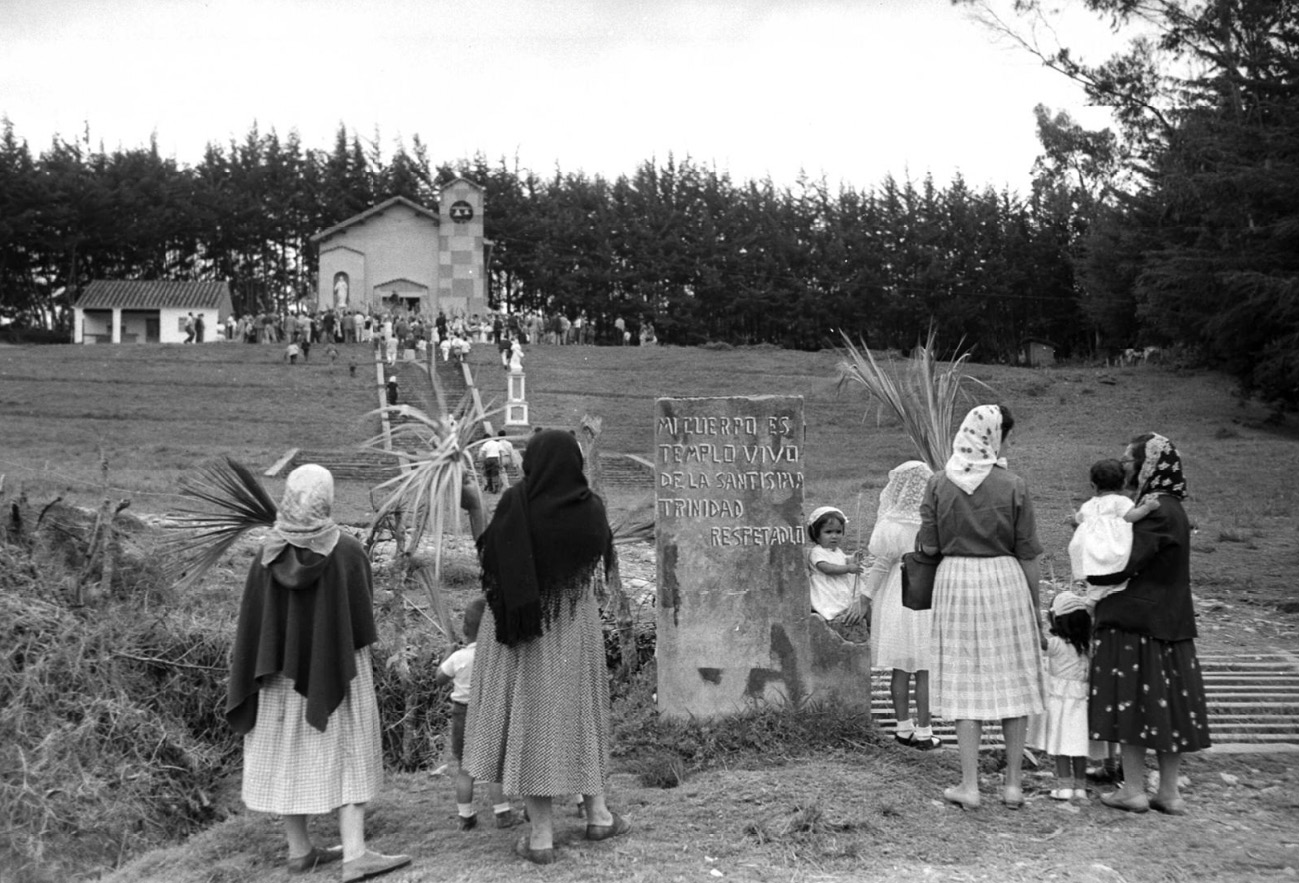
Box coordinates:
[333,273,350,308]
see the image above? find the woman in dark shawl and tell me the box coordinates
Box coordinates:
[462,430,629,864]
[1089,434,1211,815]
[226,464,410,881]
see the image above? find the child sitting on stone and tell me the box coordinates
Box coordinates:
[805,505,869,642]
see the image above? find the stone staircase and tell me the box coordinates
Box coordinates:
[869,651,1299,751]
[285,448,402,482]
[598,453,655,491]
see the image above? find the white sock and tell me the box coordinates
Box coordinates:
[914,725,933,740]
[458,803,475,818]
[493,803,512,815]
[896,718,915,737]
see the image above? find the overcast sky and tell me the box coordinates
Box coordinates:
[2,0,1123,192]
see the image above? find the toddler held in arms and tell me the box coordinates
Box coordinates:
[805,505,869,643]
[1068,459,1160,609]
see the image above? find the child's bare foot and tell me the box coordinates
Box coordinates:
[943,786,981,810]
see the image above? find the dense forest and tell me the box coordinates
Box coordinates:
[0,0,1295,406]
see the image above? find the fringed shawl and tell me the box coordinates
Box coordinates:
[477,430,613,647]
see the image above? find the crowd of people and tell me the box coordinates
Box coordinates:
[226,405,1207,877]
[215,305,659,350]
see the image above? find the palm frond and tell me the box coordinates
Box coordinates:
[363,387,502,586]
[837,328,991,471]
[160,457,278,591]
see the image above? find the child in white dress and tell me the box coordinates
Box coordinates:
[862,461,941,749]
[1040,591,1093,800]
[1068,459,1160,609]
[805,505,867,642]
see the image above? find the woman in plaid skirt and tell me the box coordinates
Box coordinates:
[918,404,1045,810]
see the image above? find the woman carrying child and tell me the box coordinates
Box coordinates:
[1038,591,1094,800]
[463,430,629,864]
[1089,433,1211,815]
[805,505,868,642]
[863,460,941,749]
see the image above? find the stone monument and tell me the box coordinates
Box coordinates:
[505,368,529,427]
[655,395,872,718]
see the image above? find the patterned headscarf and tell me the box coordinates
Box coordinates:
[877,460,933,525]
[262,464,341,564]
[944,405,1008,494]
[1135,434,1187,504]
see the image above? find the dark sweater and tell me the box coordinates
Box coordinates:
[1091,496,1197,642]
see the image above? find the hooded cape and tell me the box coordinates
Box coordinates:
[226,532,378,735]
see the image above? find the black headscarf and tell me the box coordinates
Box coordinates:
[478,430,613,646]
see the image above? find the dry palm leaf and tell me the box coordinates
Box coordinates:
[161,457,277,590]
[837,328,990,472]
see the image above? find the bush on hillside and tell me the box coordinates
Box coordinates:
[0,543,234,883]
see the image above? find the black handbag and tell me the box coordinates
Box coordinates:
[901,539,942,611]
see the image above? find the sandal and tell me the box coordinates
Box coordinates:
[942,786,981,810]
[287,845,343,873]
[514,834,556,865]
[586,811,632,841]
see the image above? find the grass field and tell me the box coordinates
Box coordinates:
[3,339,1296,609]
[4,340,1299,883]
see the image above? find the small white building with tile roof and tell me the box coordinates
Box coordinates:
[310,181,489,318]
[73,280,234,344]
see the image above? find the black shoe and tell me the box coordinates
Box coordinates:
[458,813,478,831]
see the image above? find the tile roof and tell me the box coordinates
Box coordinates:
[76,280,233,310]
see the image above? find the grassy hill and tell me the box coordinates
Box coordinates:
[2,340,1295,608]
[2,340,1298,883]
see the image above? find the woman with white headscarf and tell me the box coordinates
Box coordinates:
[918,404,1044,810]
[226,464,410,882]
[864,460,940,749]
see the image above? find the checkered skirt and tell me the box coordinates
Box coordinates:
[241,648,383,814]
[932,556,1044,720]
[463,583,611,797]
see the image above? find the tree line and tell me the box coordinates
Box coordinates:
[1,0,1295,405]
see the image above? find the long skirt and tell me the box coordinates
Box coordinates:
[872,559,933,673]
[463,588,611,797]
[1089,627,1212,753]
[242,648,383,815]
[932,555,1044,720]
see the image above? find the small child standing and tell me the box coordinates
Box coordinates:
[1068,458,1161,609]
[1040,591,1094,800]
[805,505,868,642]
[434,598,521,831]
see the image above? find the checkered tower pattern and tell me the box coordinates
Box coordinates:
[438,180,486,313]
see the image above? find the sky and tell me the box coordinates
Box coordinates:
[1,0,1125,193]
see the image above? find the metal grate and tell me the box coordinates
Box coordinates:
[870,652,1299,752]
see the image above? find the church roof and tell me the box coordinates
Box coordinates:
[310,196,440,243]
